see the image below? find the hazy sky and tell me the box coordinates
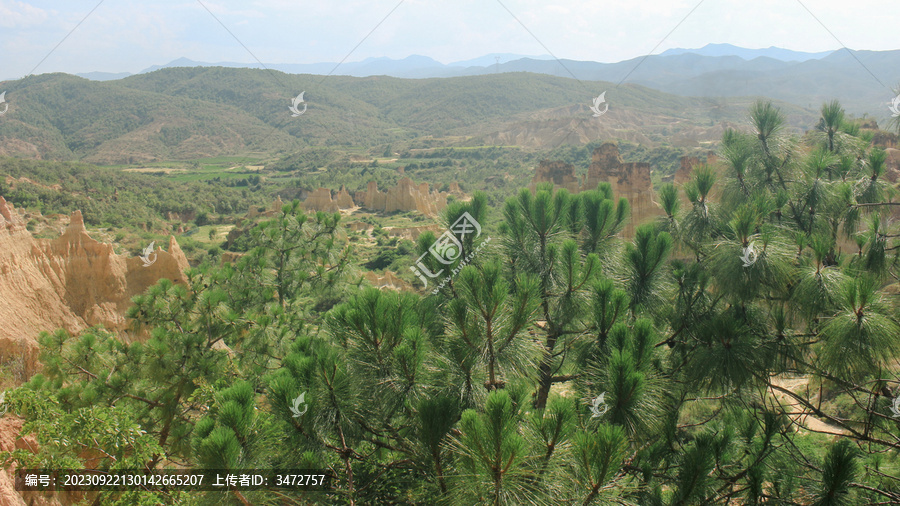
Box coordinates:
[2,0,898,80]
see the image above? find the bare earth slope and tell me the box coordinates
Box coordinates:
[0,197,189,374]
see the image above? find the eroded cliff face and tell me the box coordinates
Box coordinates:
[886,148,900,183]
[585,143,656,237]
[530,144,724,236]
[248,196,285,218]
[300,188,350,213]
[356,178,453,217]
[0,416,62,506]
[302,178,464,217]
[0,197,189,375]
[531,143,660,236]
[532,161,580,193]
[672,152,717,185]
[363,270,412,291]
[672,152,719,209]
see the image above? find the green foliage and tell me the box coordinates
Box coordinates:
[818,276,900,375]
[0,158,260,228]
[625,224,673,312]
[572,424,628,504]
[447,262,540,391]
[193,381,278,470]
[7,99,900,505]
[452,390,535,504]
[813,440,859,506]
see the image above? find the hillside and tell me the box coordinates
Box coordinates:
[0,98,899,504]
[66,46,900,118]
[0,68,818,164]
[0,72,301,163]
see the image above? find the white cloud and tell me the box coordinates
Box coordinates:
[0,0,51,28]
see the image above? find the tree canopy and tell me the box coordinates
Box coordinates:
[3,99,900,505]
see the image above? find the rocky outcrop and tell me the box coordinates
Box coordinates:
[0,198,189,376]
[673,152,718,185]
[531,144,727,235]
[531,161,579,193]
[301,187,356,213]
[355,178,455,217]
[674,155,698,185]
[335,186,354,208]
[248,196,284,218]
[302,188,340,213]
[672,152,722,213]
[532,143,660,236]
[347,222,371,233]
[872,130,897,150]
[364,270,411,291]
[0,416,63,506]
[583,143,657,236]
[302,180,463,217]
[221,251,243,264]
[885,148,900,183]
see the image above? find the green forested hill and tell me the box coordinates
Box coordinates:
[0,68,819,164]
[0,72,300,163]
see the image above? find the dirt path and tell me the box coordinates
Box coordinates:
[769,376,847,435]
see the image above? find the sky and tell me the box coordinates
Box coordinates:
[1,0,899,81]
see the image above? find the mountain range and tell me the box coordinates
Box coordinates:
[80,44,829,81]
[81,53,558,81]
[658,43,833,61]
[69,44,900,118]
[0,66,818,164]
[4,44,899,164]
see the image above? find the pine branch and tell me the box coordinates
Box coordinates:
[61,355,163,408]
[848,481,900,503]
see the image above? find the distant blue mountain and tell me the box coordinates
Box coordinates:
[447,53,553,67]
[659,43,834,62]
[75,71,132,81]
[73,45,838,82]
[70,45,900,116]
